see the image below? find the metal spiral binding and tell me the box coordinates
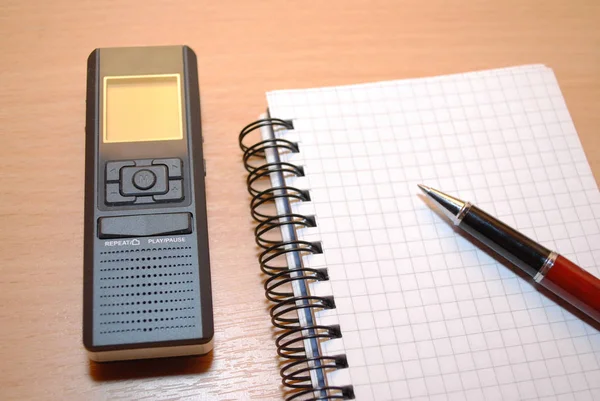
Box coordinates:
[239,118,355,400]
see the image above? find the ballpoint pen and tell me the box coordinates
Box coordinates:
[419,184,600,325]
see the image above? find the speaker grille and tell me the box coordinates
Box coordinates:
[93,241,203,346]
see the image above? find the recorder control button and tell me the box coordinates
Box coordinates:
[105,183,135,205]
[153,158,182,178]
[121,165,168,196]
[106,161,135,182]
[133,169,157,190]
[98,212,193,239]
[134,196,155,204]
[153,179,184,202]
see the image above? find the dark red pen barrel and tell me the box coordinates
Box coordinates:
[459,205,600,325]
[538,255,600,323]
[424,187,600,326]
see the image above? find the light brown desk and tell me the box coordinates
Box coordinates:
[0,1,598,400]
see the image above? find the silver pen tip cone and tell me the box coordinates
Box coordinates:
[417,184,430,194]
[417,185,467,225]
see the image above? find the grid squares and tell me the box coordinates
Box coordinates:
[267,65,600,400]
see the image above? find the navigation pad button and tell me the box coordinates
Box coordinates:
[153,158,182,178]
[121,165,168,196]
[106,183,135,205]
[104,159,184,206]
[133,169,157,190]
[154,179,184,202]
[106,161,135,182]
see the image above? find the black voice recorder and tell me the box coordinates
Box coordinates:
[83,46,213,362]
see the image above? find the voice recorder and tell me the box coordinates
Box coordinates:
[83,46,213,361]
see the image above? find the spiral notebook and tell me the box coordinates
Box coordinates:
[238,65,600,401]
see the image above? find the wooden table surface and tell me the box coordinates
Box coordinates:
[1,1,598,400]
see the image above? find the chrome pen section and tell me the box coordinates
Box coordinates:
[418,184,554,279]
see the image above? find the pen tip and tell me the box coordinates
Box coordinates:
[417,184,430,194]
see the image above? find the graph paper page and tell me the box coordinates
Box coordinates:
[267,65,600,401]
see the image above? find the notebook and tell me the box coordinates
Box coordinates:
[238,65,600,401]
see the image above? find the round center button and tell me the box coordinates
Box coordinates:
[132,169,157,190]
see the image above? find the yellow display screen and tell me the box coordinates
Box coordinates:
[103,74,183,143]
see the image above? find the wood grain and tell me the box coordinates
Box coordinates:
[0,1,598,400]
